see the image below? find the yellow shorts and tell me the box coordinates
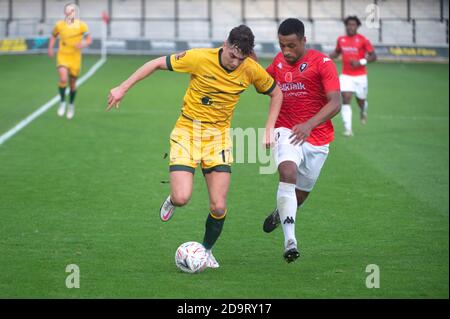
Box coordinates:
[57,53,81,77]
[169,115,233,174]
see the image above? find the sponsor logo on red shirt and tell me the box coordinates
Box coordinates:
[266,50,340,146]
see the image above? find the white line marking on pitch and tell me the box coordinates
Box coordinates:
[0,57,107,146]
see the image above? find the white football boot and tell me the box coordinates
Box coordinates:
[66,103,75,119]
[160,195,176,222]
[57,102,66,117]
[206,250,220,268]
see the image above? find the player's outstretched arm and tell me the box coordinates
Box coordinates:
[328,50,340,60]
[264,85,283,148]
[48,35,56,58]
[107,56,168,110]
[289,91,341,145]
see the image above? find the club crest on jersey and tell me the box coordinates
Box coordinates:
[284,72,293,82]
[300,63,308,72]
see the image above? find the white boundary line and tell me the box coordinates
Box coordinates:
[0,57,107,146]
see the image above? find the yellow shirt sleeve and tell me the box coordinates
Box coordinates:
[52,21,61,37]
[81,21,89,35]
[251,62,276,95]
[166,50,199,74]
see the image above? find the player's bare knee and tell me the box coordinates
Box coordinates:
[170,193,191,207]
[279,172,297,184]
[278,162,297,184]
[209,198,227,216]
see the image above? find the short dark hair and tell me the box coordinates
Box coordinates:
[227,25,255,56]
[344,15,361,26]
[278,18,305,38]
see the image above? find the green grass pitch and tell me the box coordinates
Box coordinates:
[0,54,448,298]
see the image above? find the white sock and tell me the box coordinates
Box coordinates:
[341,104,352,132]
[277,182,297,248]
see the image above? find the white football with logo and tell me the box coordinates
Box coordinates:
[175,241,208,274]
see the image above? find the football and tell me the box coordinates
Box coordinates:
[175,241,208,274]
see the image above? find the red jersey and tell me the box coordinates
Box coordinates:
[335,34,374,76]
[267,49,340,146]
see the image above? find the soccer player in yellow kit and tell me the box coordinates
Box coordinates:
[48,3,91,119]
[107,25,283,268]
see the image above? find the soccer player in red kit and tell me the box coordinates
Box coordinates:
[262,18,341,263]
[329,16,377,136]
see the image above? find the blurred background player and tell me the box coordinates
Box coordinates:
[329,16,376,137]
[48,3,91,119]
[107,25,282,268]
[263,18,341,263]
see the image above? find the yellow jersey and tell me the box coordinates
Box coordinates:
[52,19,89,56]
[166,48,276,128]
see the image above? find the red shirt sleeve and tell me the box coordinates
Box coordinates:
[364,37,374,53]
[266,60,276,78]
[319,58,340,93]
[334,37,342,53]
